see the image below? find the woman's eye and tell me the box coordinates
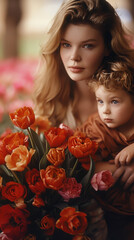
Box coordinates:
[61,42,71,48]
[83,44,94,49]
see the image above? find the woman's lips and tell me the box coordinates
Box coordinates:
[69,66,84,73]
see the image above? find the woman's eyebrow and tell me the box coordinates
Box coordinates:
[82,39,97,43]
[61,38,70,41]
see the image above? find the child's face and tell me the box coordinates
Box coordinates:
[60,24,108,82]
[95,85,134,131]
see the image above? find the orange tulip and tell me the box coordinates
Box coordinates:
[44,127,68,148]
[9,106,35,129]
[5,145,35,171]
[3,132,29,153]
[0,132,29,165]
[40,165,66,190]
[30,116,51,134]
[56,207,87,235]
[68,135,98,158]
[46,147,65,166]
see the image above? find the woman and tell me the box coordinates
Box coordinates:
[33,0,134,239]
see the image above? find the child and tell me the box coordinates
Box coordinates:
[78,61,134,240]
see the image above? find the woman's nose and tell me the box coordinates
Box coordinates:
[70,48,81,62]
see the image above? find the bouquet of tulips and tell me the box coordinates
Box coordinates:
[0,106,114,240]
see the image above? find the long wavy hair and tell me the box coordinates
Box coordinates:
[33,0,134,127]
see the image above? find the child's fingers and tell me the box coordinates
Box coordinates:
[112,166,125,182]
[114,154,121,167]
[123,174,134,190]
[119,157,126,166]
[125,155,132,165]
[115,154,129,166]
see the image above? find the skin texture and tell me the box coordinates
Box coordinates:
[96,86,134,132]
[60,24,108,83]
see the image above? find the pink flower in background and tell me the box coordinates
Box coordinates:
[0,85,6,97]
[58,177,82,202]
[91,170,115,191]
[0,58,37,122]
[8,99,34,113]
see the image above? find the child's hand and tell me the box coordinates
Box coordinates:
[113,164,134,191]
[114,144,134,167]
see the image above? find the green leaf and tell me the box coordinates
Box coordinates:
[81,156,95,195]
[39,152,48,170]
[0,165,14,177]
[0,165,22,183]
[27,127,45,158]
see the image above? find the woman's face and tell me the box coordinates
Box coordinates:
[60,24,108,82]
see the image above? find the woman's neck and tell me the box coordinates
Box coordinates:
[75,80,97,125]
[76,80,92,97]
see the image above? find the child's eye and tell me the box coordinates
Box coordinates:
[111,100,118,104]
[97,99,103,104]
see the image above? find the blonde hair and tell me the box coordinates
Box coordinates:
[90,62,134,97]
[33,0,134,127]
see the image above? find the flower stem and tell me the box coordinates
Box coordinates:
[70,158,79,177]
[84,156,94,196]
[11,171,21,184]
[27,127,36,149]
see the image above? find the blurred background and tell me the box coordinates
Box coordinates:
[0,0,134,133]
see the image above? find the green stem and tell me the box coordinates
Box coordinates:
[27,127,36,149]
[11,171,21,184]
[84,156,94,195]
[70,158,79,177]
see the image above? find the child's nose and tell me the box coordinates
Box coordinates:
[103,104,110,114]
